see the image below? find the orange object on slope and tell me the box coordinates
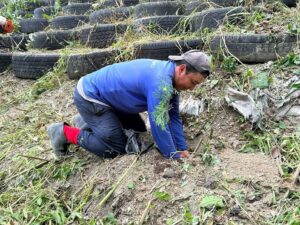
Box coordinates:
[0,16,14,33]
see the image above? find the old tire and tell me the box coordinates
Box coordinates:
[281,0,297,7]
[29,30,80,50]
[81,24,127,48]
[34,6,56,18]
[209,34,298,63]
[51,15,89,30]
[191,7,243,31]
[123,0,139,6]
[185,1,209,15]
[0,53,12,73]
[89,7,131,24]
[67,49,116,79]
[0,34,28,51]
[62,3,92,15]
[134,39,203,60]
[68,0,96,3]
[24,0,49,11]
[209,0,242,7]
[134,2,184,18]
[12,52,60,79]
[19,18,49,34]
[133,15,184,34]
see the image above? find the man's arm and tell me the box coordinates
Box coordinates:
[147,84,181,159]
[168,94,189,151]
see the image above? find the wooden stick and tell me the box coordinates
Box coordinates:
[5,161,49,182]
[138,198,154,225]
[292,163,300,185]
[18,154,51,162]
[193,114,217,153]
[139,181,163,225]
[95,156,138,211]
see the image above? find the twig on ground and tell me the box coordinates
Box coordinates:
[138,198,154,225]
[139,181,164,225]
[292,163,300,185]
[193,114,218,153]
[17,154,51,162]
[95,156,138,211]
[221,182,258,225]
[171,194,192,204]
[5,161,49,183]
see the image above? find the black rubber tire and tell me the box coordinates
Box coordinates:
[97,0,138,8]
[134,2,184,18]
[19,18,49,34]
[51,15,89,30]
[66,49,117,79]
[29,30,80,50]
[185,1,209,15]
[89,7,131,24]
[81,24,127,48]
[209,0,241,7]
[24,0,49,11]
[191,7,243,31]
[134,39,203,60]
[60,0,69,6]
[133,15,184,34]
[123,0,139,6]
[68,0,96,3]
[281,0,297,7]
[62,3,92,15]
[0,34,28,51]
[12,52,60,79]
[209,34,298,63]
[0,53,12,73]
[34,6,56,18]
[99,0,120,8]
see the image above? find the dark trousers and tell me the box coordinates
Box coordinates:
[73,88,146,158]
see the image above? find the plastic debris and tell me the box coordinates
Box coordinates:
[225,88,262,125]
[274,76,300,120]
[179,96,205,117]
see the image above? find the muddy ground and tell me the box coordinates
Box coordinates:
[0,61,299,225]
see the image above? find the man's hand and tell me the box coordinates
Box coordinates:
[179,150,190,158]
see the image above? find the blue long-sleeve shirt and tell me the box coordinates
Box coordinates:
[80,59,188,158]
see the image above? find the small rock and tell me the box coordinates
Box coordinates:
[247,193,262,203]
[162,168,177,178]
[203,176,218,189]
[230,206,241,216]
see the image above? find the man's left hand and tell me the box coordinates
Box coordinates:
[179,150,190,158]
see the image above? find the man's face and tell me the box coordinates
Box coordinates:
[174,64,206,91]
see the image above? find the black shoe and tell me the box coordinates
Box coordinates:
[47,122,69,159]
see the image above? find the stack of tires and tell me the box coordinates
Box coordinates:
[1,0,298,80]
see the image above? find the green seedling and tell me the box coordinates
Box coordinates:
[221,56,237,74]
[278,52,300,68]
[152,80,174,130]
[199,195,225,209]
[154,191,172,201]
[127,182,135,190]
[101,212,118,225]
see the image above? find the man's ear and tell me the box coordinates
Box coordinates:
[178,64,186,74]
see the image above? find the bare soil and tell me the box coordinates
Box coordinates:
[0,65,299,224]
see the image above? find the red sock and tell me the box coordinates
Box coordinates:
[63,125,80,144]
